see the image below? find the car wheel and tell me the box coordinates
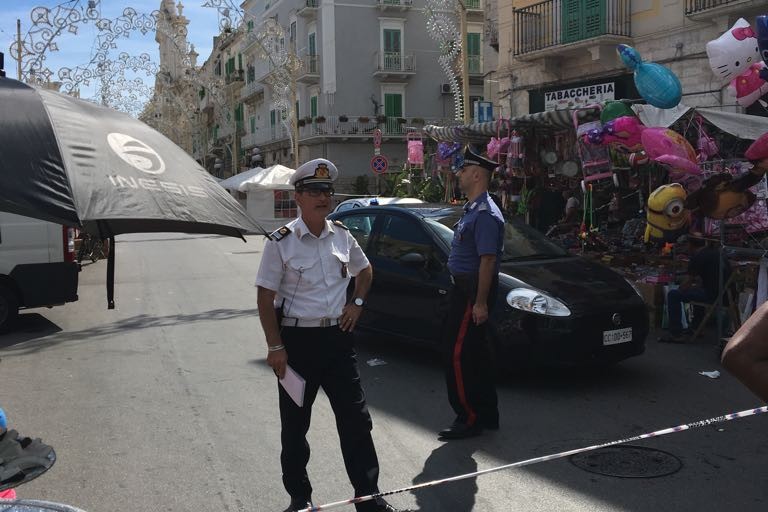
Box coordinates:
[0,284,20,334]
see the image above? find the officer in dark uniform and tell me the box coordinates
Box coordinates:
[439,147,505,440]
[256,159,408,512]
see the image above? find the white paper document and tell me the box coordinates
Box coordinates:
[280,365,306,407]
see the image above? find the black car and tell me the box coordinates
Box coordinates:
[329,205,648,367]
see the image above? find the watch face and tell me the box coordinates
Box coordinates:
[354,298,364,306]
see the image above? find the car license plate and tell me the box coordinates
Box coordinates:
[603,327,632,346]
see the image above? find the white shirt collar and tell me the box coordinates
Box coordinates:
[293,217,335,239]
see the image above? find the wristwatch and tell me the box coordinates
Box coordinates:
[353,297,365,307]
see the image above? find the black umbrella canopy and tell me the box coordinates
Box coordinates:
[0,77,262,238]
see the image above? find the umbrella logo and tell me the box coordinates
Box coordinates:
[107,133,166,175]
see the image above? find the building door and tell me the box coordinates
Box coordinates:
[384,93,402,133]
[382,29,401,70]
[466,33,481,74]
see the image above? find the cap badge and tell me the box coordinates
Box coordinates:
[314,164,330,178]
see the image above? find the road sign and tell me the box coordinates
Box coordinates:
[371,155,388,174]
[373,128,382,149]
[474,101,493,123]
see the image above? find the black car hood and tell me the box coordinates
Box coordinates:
[498,256,643,314]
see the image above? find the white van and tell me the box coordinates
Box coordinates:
[0,212,79,332]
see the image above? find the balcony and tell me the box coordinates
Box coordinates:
[297,55,321,84]
[240,80,264,102]
[241,132,260,150]
[512,0,631,61]
[297,0,319,17]
[685,0,764,20]
[373,51,416,80]
[377,0,413,11]
[295,115,459,143]
[486,20,499,51]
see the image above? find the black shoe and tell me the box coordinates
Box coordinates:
[370,497,412,512]
[287,497,313,512]
[480,419,499,431]
[438,421,483,439]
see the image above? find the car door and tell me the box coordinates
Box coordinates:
[363,212,451,344]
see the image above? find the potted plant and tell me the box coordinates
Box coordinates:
[396,117,407,125]
[357,116,370,124]
[315,115,326,123]
[376,114,387,124]
[303,116,313,124]
[297,118,306,127]
[411,117,425,126]
[339,114,349,123]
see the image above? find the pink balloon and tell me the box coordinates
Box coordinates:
[641,128,698,162]
[654,154,702,175]
[602,116,645,153]
[745,133,768,161]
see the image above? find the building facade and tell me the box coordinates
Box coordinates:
[496,0,766,117]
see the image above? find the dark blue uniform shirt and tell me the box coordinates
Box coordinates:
[447,192,504,275]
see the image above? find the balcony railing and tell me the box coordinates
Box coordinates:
[296,115,459,140]
[241,132,260,149]
[684,0,749,15]
[240,80,264,102]
[297,0,319,16]
[465,0,482,9]
[513,0,631,56]
[374,51,416,74]
[377,0,413,9]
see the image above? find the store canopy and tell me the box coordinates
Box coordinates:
[217,166,265,191]
[423,107,601,142]
[633,104,768,140]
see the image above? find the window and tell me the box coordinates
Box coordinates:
[384,93,402,118]
[382,29,402,70]
[310,96,318,118]
[338,214,376,249]
[290,21,297,43]
[375,215,438,269]
[270,109,276,126]
[274,191,297,218]
[214,60,222,76]
[467,33,481,73]
[249,116,256,134]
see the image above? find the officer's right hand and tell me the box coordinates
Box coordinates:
[268,347,288,379]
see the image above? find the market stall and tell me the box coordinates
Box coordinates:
[217,164,296,231]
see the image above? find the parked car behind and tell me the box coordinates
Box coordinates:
[329,205,648,368]
[333,196,423,213]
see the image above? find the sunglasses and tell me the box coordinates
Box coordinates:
[299,188,335,197]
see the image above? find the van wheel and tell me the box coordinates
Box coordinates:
[0,284,19,333]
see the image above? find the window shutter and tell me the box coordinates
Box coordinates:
[561,0,583,44]
[583,0,606,39]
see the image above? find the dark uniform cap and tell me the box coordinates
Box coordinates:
[290,158,339,190]
[455,146,497,173]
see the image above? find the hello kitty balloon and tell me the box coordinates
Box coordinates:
[706,18,761,83]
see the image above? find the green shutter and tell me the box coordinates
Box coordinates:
[384,94,402,117]
[270,110,276,126]
[583,0,606,38]
[308,33,316,56]
[310,96,318,118]
[250,116,256,133]
[238,53,243,71]
[383,29,401,53]
[467,33,480,56]
[561,0,605,44]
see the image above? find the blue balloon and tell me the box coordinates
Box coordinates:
[758,15,768,80]
[617,44,682,109]
[0,407,6,428]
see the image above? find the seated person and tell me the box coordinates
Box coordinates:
[561,191,580,225]
[660,237,731,343]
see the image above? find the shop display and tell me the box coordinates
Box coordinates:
[644,183,689,243]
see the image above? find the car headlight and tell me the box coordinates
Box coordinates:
[506,288,571,317]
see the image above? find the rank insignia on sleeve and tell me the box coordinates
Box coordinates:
[268,225,292,241]
[332,220,349,230]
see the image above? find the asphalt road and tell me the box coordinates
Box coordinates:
[1,233,767,512]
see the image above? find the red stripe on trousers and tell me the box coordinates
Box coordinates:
[453,301,477,426]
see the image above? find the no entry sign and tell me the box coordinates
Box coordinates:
[371,155,388,174]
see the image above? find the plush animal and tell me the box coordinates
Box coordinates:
[707,18,768,107]
[645,183,689,243]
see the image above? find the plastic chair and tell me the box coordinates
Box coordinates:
[688,272,741,340]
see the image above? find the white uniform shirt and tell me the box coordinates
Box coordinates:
[255,217,370,320]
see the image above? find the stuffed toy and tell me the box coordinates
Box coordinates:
[645,183,689,242]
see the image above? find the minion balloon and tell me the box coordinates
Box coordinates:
[618,44,682,109]
[645,183,689,243]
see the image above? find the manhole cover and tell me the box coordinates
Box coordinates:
[570,445,682,478]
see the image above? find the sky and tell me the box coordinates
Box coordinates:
[0,0,223,106]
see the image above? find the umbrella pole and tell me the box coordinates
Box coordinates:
[107,237,115,310]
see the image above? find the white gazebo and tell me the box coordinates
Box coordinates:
[218,165,296,231]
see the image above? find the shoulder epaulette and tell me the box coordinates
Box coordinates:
[477,202,489,211]
[268,225,292,241]
[332,220,349,231]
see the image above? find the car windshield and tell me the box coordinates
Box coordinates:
[432,214,569,261]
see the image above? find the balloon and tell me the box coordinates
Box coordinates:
[706,18,761,84]
[641,128,697,162]
[600,101,636,123]
[603,116,645,153]
[617,44,682,109]
[728,62,768,107]
[654,155,702,175]
[758,15,768,80]
[745,132,768,161]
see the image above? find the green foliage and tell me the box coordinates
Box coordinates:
[352,175,369,195]
[383,168,445,202]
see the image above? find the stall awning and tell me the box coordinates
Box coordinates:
[423,107,601,142]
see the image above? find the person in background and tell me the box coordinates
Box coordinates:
[659,237,731,343]
[255,158,409,512]
[439,147,504,440]
[0,407,17,501]
[561,190,580,225]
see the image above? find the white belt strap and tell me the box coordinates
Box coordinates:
[281,317,340,328]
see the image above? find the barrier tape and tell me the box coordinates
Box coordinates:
[301,405,768,511]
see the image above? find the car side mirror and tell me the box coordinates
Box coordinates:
[399,252,426,267]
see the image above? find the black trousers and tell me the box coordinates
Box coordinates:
[279,326,381,512]
[443,274,499,428]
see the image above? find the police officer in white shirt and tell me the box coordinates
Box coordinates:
[256,159,408,512]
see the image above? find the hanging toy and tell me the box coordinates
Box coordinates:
[696,116,719,162]
[617,44,682,109]
[685,163,763,220]
[641,127,701,176]
[758,15,768,80]
[487,118,510,162]
[507,130,525,177]
[407,132,424,168]
[644,183,689,243]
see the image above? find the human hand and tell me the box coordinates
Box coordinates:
[267,347,288,379]
[472,303,489,325]
[339,303,363,332]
